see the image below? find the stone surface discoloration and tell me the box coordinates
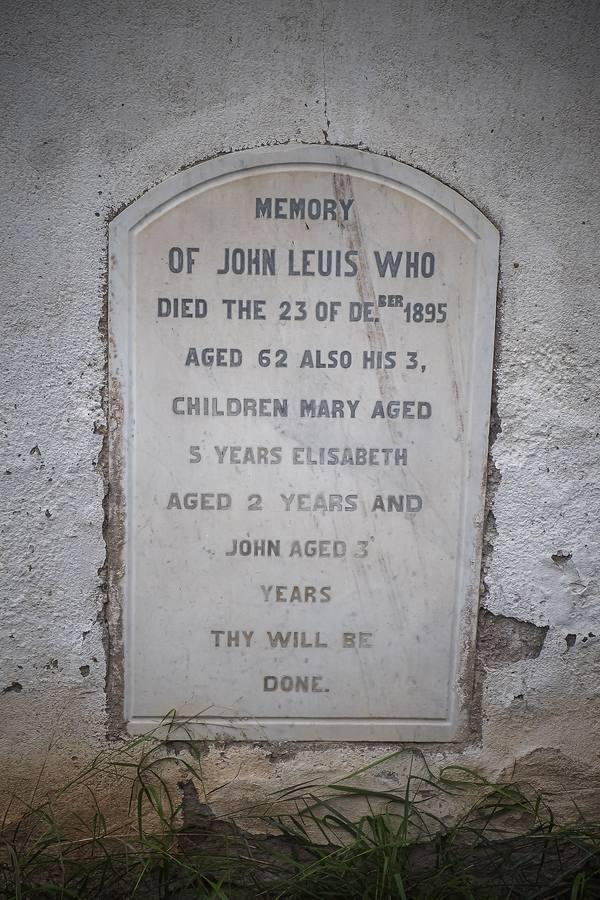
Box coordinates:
[1,0,599,817]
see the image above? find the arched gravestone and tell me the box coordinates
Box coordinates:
[109,146,499,741]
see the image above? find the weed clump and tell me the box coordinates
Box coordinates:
[1,719,599,898]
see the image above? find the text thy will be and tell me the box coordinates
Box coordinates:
[209,630,373,649]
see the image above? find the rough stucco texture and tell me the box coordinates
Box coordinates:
[1,0,599,811]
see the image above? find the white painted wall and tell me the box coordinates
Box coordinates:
[1,0,599,812]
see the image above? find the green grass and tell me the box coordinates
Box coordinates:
[1,718,599,899]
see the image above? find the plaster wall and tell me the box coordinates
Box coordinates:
[1,0,599,815]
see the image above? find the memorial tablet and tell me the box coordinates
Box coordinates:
[109,146,499,741]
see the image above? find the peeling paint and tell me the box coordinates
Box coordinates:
[477,610,548,666]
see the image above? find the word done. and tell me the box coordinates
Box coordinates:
[263,675,329,693]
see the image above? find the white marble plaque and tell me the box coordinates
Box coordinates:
[109,147,499,741]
